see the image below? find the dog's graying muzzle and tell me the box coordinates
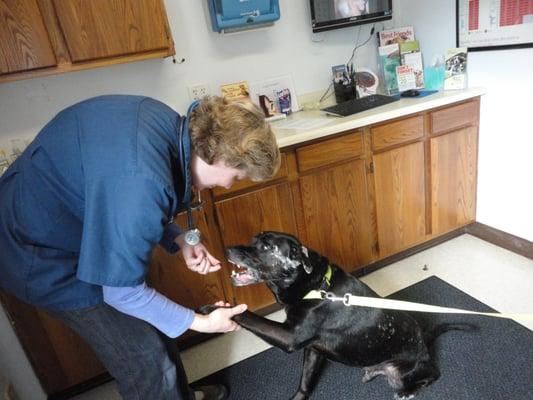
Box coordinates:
[306,290,533,321]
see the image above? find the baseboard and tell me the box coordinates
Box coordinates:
[465,222,533,260]
[355,227,467,278]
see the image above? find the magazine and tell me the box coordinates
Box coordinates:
[444,48,468,90]
[220,81,251,101]
[396,65,417,92]
[378,44,401,95]
[378,26,415,46]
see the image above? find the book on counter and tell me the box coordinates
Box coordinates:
[444,48,468,90]
[378,26,415,46]
[378,43,401,95]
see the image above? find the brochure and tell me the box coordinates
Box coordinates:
[444,48,468,90]
[396,65,417,92]
[402,51,425,89]
[378,44,401,95]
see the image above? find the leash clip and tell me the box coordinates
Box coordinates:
[324,291,344,302]
[343,293,352,306]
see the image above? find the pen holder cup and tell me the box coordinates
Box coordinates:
[333,81,357,104]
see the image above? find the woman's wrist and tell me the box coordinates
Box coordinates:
[189,313,210,333]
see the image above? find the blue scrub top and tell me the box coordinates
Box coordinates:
[0,95,188,311]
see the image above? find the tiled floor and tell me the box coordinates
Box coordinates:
[72,234,533,400]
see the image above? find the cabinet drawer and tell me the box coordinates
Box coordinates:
[371,115,424,151]
[211,152,288,197]
[431,100,479,135]
[296,131,363,172]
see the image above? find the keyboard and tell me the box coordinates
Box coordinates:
[321,94,399,117]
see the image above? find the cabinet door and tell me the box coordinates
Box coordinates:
[373,142,426,257]
[298,159,374,272]
[147,209,227,311]
[215,183,298,311]
[0,0,56,74]
[0,292,105,395]
[431,127,478,235]
[52,0,171,62]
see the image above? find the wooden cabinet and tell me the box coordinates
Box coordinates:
[296,132,373,271]
[214,183,298,310]
[0,0,174,83]
[0,0,57,74]
[429,100,479,236]
[0,292,106,394]
[373,142,427,257]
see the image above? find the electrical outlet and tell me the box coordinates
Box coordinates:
[187,84,210,102]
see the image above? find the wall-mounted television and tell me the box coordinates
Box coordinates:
[310,0,392,33]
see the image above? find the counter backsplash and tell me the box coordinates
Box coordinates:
[0,137,33,176]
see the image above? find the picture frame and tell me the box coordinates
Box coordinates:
[456,0,533,51]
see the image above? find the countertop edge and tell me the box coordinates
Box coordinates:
[273,88,486,149]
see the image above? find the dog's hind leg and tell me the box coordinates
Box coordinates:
[290,347,325,400]
[395,359,440,399]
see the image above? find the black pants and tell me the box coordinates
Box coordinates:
[51,303,194,400]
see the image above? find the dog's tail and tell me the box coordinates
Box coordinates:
[424,323,478,346]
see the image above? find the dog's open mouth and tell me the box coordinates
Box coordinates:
[228,260,261,286]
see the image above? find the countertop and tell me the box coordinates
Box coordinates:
[272,87,486,148]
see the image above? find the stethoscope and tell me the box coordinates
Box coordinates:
[176,100,202,246]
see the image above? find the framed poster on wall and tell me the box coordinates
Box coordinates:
[456,0,533,51]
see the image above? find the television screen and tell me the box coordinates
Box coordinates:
[310,0,392,32]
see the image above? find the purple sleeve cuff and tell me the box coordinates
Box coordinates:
[103,283,194,338]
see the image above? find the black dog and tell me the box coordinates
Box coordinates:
[219,231,473,400]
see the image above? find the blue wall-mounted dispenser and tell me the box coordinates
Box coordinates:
[208,0,281,34]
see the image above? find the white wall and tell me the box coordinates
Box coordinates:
[395,0,533,242]
[0,0,383,147]
[0,1,389,398]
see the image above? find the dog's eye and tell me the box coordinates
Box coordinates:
[262,244,269,251]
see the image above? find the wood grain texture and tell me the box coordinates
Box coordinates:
[52,0,171,62]
[373,142,426,257]
[296,131,363,172]
[37,0,72,64]
[0,0,56,73]
[299,159,374,271]
[431,126,478,235]
[215,183,298,310]
[371,115,424,151]
[430,100,479,135]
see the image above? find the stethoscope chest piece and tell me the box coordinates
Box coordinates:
[184,228,201,246]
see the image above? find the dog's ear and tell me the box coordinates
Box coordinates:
[301,246,312,274]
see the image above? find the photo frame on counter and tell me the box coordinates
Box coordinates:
[456,0,533,51]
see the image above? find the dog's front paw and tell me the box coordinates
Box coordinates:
[195,304,221,315]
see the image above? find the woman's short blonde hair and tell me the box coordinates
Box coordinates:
[189,96,280,181]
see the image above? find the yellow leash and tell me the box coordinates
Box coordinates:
[303,290,533,322]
